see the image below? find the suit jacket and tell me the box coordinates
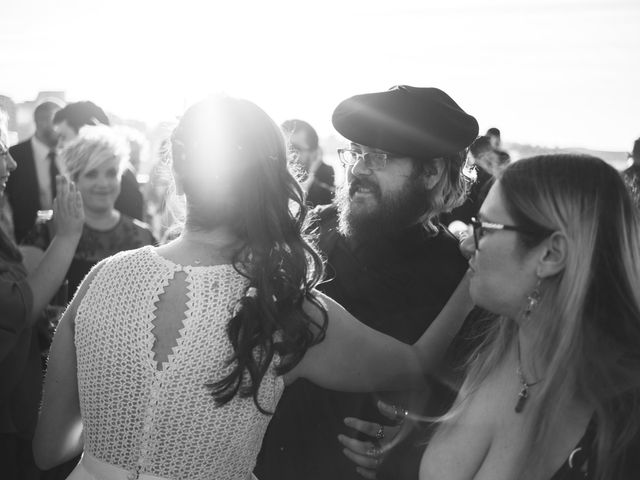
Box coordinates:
[6,140,40,244]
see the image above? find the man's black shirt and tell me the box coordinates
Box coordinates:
[255,206,468,480]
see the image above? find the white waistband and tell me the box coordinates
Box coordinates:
[72,451,258,480]
[73,452,170,480]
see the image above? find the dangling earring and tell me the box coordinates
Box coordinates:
[524,279,542,318]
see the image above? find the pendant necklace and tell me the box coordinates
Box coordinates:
[515,337,542,413]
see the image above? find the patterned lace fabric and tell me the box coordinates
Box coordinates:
[74,246,284,480]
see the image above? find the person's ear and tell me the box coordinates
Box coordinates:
[422,158,445,190]
[536,232,567,278]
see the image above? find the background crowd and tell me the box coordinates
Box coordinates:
[1,89,640,480]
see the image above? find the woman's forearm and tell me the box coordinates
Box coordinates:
[27,233,80,325]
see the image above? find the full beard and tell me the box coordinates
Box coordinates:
[336,175,431,244]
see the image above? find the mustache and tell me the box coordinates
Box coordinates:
[348,177,381,197]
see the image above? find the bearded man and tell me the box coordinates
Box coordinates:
[255,85,478,480]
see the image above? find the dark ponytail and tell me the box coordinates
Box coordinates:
[171,97,328,413]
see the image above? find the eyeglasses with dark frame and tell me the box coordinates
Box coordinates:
[470,217,552,250]
[337,148,390,171]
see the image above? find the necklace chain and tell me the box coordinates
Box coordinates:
[515,336,542,413]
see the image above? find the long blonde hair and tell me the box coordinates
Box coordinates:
[442,154,640,479]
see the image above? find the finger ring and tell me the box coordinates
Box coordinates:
[375,424,385,440]
[393,405,409,423]
[367,446,382,458]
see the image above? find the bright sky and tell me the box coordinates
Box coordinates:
[1,0,639,151]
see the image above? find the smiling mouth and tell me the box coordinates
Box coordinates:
[349,180,379,199]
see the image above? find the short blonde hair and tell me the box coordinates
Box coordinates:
[0,109,8,143]
[60,125,129,181]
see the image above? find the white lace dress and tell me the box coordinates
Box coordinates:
[68,246,284,480]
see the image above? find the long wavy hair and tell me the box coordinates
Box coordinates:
[440,154,640,479]
[170,96,328,414]
[422,150,470,233]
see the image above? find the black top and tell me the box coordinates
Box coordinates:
[551,417,640,480]
[22,214,155,299]
[550,418,596,480]
[255,205,469,480]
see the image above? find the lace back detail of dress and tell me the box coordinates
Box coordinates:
[74,246,284,480]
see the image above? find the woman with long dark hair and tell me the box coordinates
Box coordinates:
[34,96,472,480]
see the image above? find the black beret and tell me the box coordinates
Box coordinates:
[332,85,479,160]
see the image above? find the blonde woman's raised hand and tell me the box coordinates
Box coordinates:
[52,175,84,239]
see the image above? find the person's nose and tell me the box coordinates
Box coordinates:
[97,174,112,188]
[7,152,17,172]
[351,155,372,178]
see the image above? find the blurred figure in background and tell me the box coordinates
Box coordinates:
[6,100,64,243]
[144,138,182,242]
[113,125,149,181]
[622,137,640,205]
[21,125,156,299]
[486,126,501,149]
[282,119,335,207]
[0,108,84,480]
[53,101,145,221]
[473,135,510,178]
[442,135,510,233]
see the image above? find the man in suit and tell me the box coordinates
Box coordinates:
[6,101,63,243]
[53,101,145,221]
[282,119,335,207]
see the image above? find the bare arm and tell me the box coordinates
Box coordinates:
[26,176,83,325]
[285,271,473,392]
[33,263,101,470]
[284,291,425,391]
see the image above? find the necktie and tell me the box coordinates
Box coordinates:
[48,150,58,199]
